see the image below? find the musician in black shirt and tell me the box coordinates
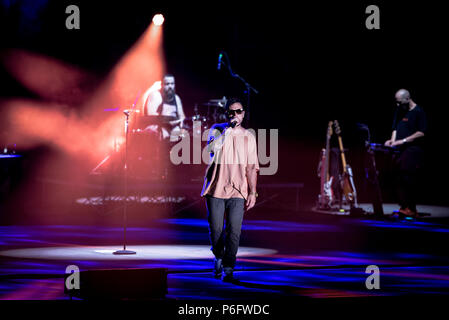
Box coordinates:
[385,89,427,217]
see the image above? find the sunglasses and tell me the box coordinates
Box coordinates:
[227,108,244,116]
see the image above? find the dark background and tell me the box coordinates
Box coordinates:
[1,1,447,208]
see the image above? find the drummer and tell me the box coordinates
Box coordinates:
[144,74,186,141]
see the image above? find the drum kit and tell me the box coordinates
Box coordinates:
[183,96,228,136]
[130,96,228,141]
[122,97,228,179]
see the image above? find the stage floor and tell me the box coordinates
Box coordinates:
[1,206,449,301]
[312,203,449,218]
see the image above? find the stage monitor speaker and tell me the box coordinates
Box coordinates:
[65,268,167,300]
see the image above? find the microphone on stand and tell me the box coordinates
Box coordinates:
[217,53,223,70]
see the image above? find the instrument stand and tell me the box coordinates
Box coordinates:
[114,111,136,255]
[365,142,384,216]
[219,51,258,122]
[234,74,258,122]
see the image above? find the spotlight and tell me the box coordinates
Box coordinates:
[152,14,164,26]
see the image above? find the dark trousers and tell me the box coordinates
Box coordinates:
[394,146,424,212]
[206,196,245,269]
[396,170,419,212]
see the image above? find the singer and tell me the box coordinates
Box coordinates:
[201,97,259,282]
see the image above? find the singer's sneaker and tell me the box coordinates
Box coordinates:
[213,258,223,278]
[222,267,234,282]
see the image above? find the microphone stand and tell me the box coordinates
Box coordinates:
[113,110,136,255]
[219,52,258,122]
[357,123,384,217]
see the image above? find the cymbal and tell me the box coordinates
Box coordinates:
[198,102,219,107]
[209,99,226,104]
[198,97,227,108]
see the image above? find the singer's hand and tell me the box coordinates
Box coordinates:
[245,194,257,211]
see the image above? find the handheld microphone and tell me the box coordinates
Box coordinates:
[227,120,237,128]
[217,53,223,70]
